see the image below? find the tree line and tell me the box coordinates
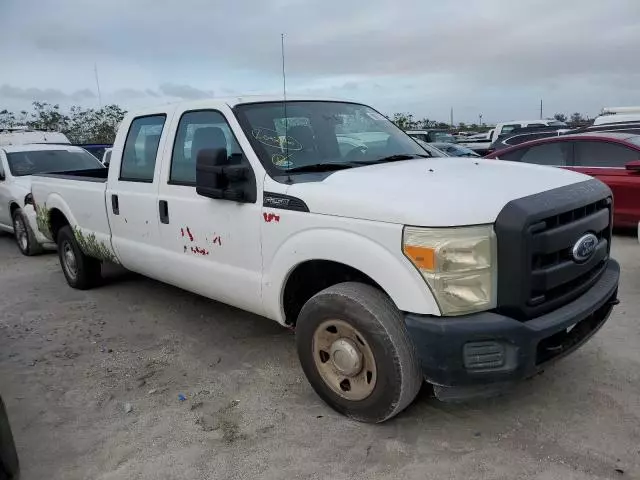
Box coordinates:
[390,112,592,131]
[0,102,126,144]
[1,102,593,142]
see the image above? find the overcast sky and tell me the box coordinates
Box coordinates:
[2,0,639,123]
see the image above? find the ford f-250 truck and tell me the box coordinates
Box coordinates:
[30,97,620,423]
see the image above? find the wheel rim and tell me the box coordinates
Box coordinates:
[312,319,377,401]
[13,215,28,252]
[61,240,78,281]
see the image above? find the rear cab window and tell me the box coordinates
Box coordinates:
[120,115,166,182]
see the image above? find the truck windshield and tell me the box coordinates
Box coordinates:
[234,101,425,175]
[7,149,104,177]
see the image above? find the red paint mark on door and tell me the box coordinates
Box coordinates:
[263,212,280,223]
[190,246,209,256]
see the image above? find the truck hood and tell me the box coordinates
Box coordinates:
[285,158,592,226]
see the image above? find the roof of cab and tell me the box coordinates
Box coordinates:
[126,95,355,116]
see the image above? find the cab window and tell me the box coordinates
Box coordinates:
[170,110,242,185]
[500,141,572,166]
[519,142,571,166]
[574,141,639,167]
[500,124,521,136]
[120,115,166,182]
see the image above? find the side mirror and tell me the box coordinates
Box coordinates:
[625,160,640,172]
[195,148,256,203]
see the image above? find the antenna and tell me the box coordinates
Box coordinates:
[281,33,292,183]
[94,63,102,108]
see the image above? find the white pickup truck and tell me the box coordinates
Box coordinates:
[31,97,620,422]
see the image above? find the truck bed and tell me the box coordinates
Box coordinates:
[31,170,113,254]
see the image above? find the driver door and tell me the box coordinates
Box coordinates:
[156,106,265,316]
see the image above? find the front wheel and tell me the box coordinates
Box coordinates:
[296,282,423,423]
[57,226,102,290]
[12,208,42,256]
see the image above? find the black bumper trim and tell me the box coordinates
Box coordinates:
[404,259,619,387]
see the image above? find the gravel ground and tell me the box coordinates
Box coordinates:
[0,233,639,480]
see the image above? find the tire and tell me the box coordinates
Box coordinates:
[0,396,19,480]
[57,225,102,290]
[12,208,43,256]
[296,282,423,423]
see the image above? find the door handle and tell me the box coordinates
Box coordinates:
[111,194,119,215]
[159,200,169,224]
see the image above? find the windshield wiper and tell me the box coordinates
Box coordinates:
[357,153,429,164]
[285,163,357,173]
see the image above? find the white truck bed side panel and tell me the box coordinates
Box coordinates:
[31,177,113,258]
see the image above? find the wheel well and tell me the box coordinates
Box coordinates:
[9,202,20,217]
[49,208,70,242]
[282,260,382,326]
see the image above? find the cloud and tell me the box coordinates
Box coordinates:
[112,88,154,100]
[158,83,213,100]
[1,0,640,121]
[0,84,95,102]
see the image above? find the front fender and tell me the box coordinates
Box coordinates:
[262,227,440,324]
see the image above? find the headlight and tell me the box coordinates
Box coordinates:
[403,225,497,315]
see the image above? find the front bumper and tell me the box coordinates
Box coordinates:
[404,260,619,387]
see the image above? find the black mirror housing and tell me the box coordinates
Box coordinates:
[195,148,256,203]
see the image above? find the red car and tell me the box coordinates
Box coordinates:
[485,132,640,227]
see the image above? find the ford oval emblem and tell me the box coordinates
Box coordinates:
[572,233,598,263]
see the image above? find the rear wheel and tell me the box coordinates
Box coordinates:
[57,226,102,289]
[12,208,42,256]
[296,282,423,423]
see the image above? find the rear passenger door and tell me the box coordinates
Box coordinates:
[106,113,170,278]
[155,106,264,315]
[571,140,640,227]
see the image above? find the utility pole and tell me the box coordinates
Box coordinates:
[540,99,543,119]
[479,113,483,126]
[450,107,454,127]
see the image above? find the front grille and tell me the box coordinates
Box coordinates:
[495,179,612,320]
